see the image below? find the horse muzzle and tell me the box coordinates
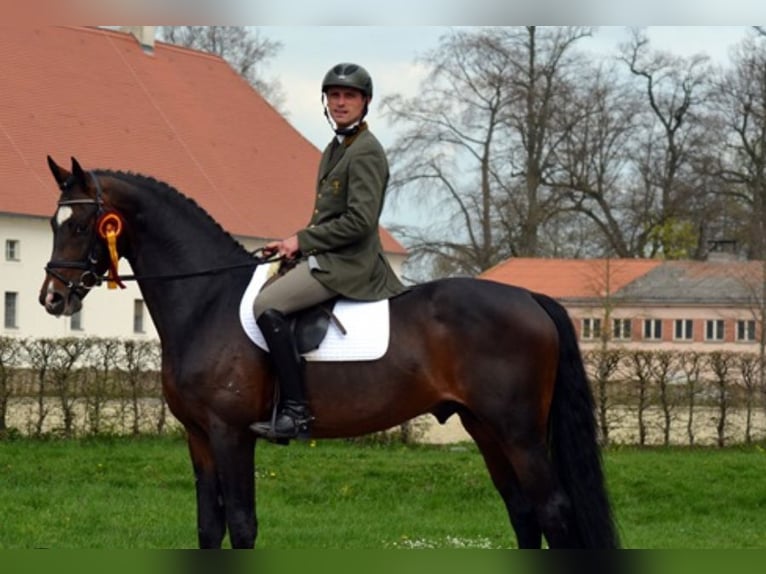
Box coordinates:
[40,278,85,317]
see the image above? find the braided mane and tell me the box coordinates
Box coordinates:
[98,169,251,257]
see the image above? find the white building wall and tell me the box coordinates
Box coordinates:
[1,213,158,340]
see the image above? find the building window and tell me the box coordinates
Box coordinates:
[581,318,601,340]
[612,318,632,340]
[4,292,18,328]
[133,299,145,333]
[736,320,756,342]
[705,319,725,341]
[674,319,694,341]
[71,310,83,331]
[5,239,20,261]
[643,319,662,341]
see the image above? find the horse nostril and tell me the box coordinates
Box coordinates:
[45,291,65,316]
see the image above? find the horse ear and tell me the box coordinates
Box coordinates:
[70,157,88,189]
[47,155,70,187]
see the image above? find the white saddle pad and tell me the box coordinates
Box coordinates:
[238,264,390,361]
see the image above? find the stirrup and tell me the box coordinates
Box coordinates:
[250,408,313,441]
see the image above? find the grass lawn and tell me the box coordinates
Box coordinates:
[0,435,765,549]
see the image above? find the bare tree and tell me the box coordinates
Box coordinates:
[708,32,766,259]
[619,28,715,259]
[160,26,286,113]
[552,63,645,257]
[502,26,595,257]
[382,28,520,279]
[382,26,593,279]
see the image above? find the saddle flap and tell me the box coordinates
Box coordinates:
[292,303,337,354]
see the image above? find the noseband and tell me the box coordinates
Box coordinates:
[45,172,109,293]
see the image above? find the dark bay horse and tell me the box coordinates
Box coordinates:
[39,157,618,549]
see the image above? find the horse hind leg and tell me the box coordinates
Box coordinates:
[462,409,582,548]
[507,442,580,548]
[459,411,542,549]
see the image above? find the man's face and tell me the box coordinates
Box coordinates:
[326,87,368,128]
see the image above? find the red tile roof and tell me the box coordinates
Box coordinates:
[480,258,663,298]
[0,27,405,254]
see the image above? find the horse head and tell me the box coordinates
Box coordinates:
[39,156,123,316]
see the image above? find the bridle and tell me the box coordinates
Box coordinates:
[45,171,280,295]
[44,172,110,294]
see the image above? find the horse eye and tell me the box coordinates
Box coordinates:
[70,221,88,235]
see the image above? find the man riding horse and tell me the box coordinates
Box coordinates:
[250,63,406,440]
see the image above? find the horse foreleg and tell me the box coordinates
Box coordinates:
[187,429,226,548]
[209,424,257,549]
[459,412,542,549]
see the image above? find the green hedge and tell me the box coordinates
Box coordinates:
[0,336,166,437]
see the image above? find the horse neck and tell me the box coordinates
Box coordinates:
[112,179,252,339]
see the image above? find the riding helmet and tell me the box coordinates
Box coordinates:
[321,63,373,98]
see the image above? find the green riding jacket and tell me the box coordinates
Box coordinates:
[296,123,406,301]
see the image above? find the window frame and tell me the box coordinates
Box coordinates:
[612,318,632,341]
[673,319,694,342]
[736,319,756,342]
[4,291,18,329]
[705,319,725,342]
[5,239,20,261]
[643,318,663,341]
[133,299,145,334]
[70,310,83,331]
[581,317,602,341]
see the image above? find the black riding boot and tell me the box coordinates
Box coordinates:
[250,309,313,440]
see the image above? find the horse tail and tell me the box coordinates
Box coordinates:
[531,292,620,549]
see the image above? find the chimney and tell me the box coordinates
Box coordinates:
[706,239,740,262]
[123,26,156,53]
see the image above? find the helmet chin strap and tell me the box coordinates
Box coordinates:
[322,94,369,136]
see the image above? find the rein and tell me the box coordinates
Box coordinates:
[111,256,278,283]
[45,171,282,291]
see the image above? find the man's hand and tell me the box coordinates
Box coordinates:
[264,235,300,259]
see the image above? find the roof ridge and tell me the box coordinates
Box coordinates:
[69,26,229,63]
